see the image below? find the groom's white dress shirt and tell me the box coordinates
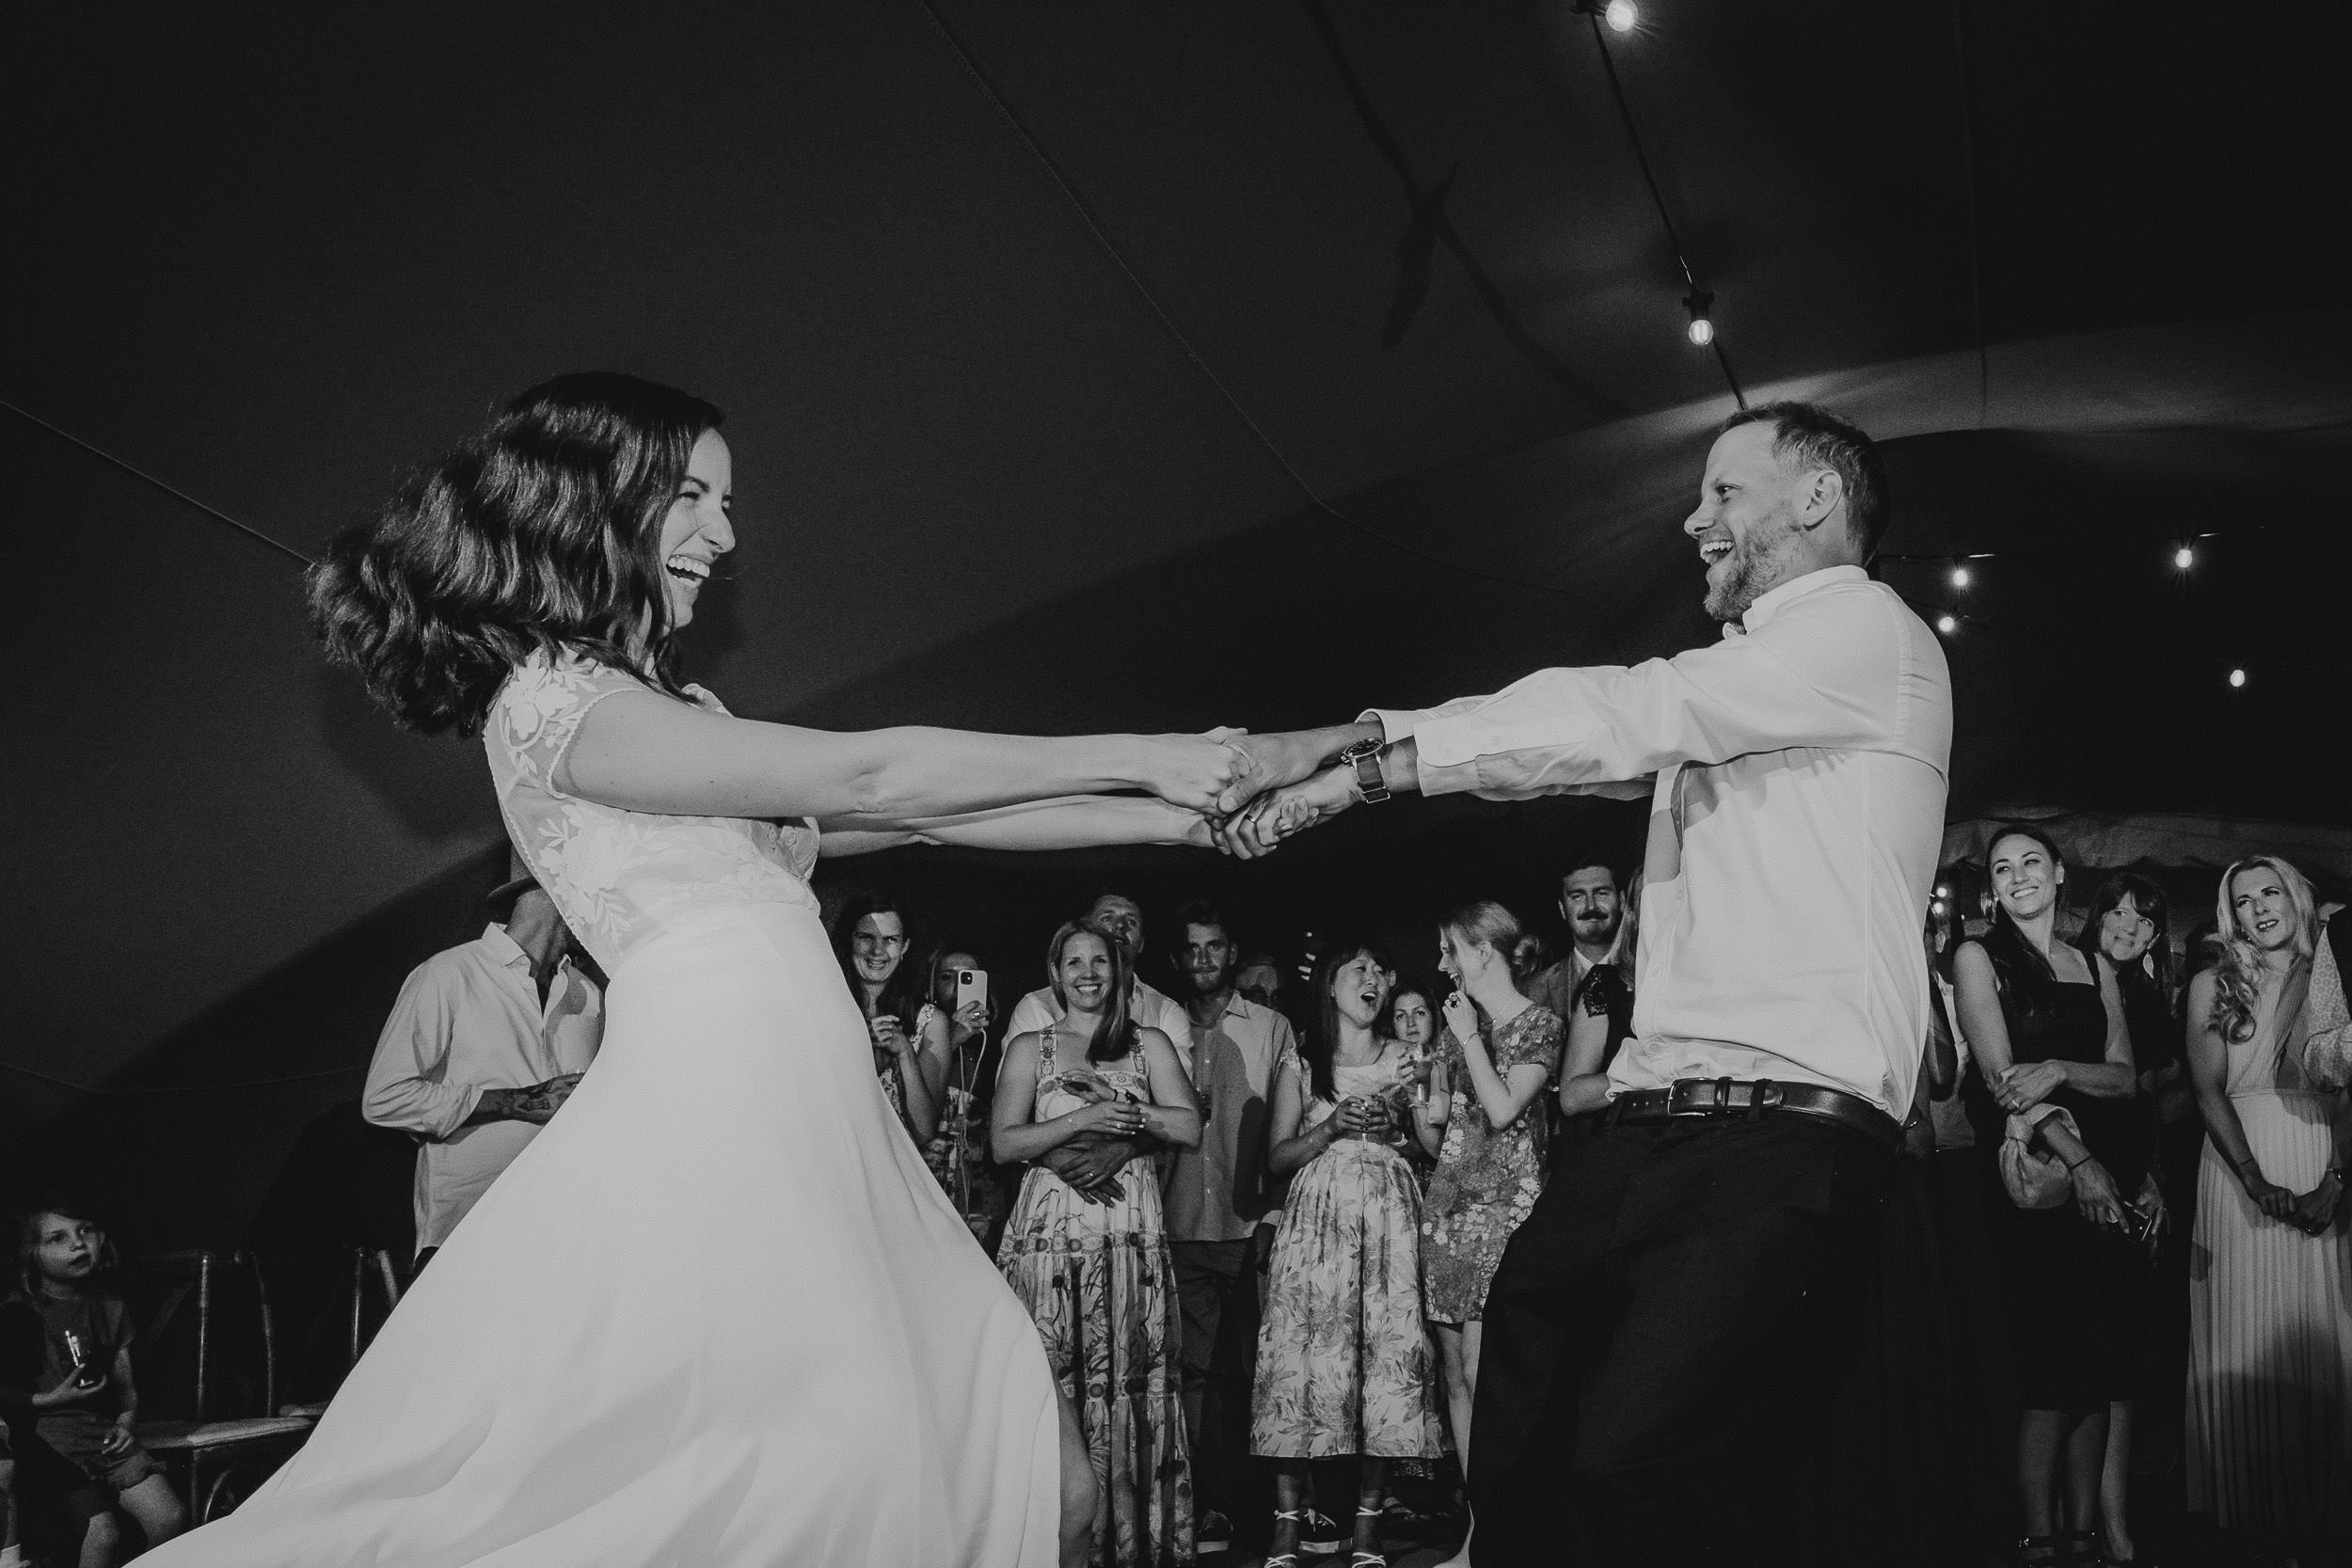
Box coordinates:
[1367,565,1950,1116]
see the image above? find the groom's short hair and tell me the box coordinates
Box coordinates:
[1718,401,1889,561]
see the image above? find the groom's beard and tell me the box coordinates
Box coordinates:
[1703,538,1772,622]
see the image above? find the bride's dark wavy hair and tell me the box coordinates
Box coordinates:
[308,372,727,735]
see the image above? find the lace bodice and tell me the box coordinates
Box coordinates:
[486,648,820,974]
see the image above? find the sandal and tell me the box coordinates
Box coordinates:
[2056,1527,2106,1565]
[1265,1507,1303,1567]
[1349,1504,1387,1565]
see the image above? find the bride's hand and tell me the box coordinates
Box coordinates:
[1137,731,1249,816]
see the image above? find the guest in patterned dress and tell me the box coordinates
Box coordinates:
[994,920,1206,1567]
[1408,900,1563,1568]
[923,942,1008,1244]
[1253,943,1445,1568]
[830,890,948,1142]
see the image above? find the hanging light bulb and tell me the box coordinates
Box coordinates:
[2174,545,2195,570]
[1950,564,1971,589]
[2228,668,2246,689]
[1936,883,1952,898]
[1683,288,1715,348]
[1936,613,1958,635]
[1604,0,1640,31]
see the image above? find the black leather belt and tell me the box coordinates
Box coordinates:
[1603,1077,1904,1153]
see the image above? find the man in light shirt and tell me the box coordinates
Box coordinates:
[1165,899,1296,1556]
[1218,403,1951,1564]
[363,858,603,1268]
[1009,893,1197,1201]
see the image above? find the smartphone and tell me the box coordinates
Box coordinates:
[64,1329,103,1387]
[956,969,989,1012]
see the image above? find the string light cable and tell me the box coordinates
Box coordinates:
[916,0,1603,607]
[1,398,314,568]
[1570,2,1744,405]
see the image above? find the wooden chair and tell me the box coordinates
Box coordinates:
[128,1250,316,1526]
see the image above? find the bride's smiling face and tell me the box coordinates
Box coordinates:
[657,430,734,629]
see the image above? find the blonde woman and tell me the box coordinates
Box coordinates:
[2184,855,2352,1546]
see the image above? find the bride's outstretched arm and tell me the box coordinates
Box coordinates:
[558,689,1242,820]
[815,796,1211,859]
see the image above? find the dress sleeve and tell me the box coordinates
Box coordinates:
[1507,1007,1567,1078]
[488,650,657,800]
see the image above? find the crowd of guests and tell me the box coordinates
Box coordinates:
[824,864,1638,1568]
[1927,833,2352,1568]
[4,839,2346,1568]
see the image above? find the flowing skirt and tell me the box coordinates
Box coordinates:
[998,1164,1193,1566]
[146,903,1062,1566]
[1250,1137,1443,1461]
[2185,1089,2352,1535]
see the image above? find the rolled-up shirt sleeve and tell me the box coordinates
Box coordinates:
[361,965,485,1140]
[1365,589,1906,799]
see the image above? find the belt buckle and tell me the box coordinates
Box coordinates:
[1665,1079,1719,1117]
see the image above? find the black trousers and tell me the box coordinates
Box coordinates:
[1466,1113,1901,1566]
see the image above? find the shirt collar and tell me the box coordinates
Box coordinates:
[482,922,565,976]
[1724,563,1867,638]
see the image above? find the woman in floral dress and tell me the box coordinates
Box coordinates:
[994,920,1204,1567]
[1252,943,1445,1568]
[1410,901,1563,1568]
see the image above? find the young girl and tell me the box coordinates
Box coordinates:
[1410,901,1564,1568]
[1253,944,1444,1568]
[830,890,951,1143]
[994,920,1205,1567]
[18,1207,187,1567]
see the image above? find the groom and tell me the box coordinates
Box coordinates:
[1216,402,1951,1564]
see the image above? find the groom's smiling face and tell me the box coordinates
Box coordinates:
[1684,422,1808,624]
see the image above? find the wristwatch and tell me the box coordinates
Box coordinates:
[1338,736,1391,804]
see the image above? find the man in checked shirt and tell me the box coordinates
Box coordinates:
[1215,403,1950,1565]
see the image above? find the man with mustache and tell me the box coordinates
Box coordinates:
[1215,402,1950,1565]
[1526,858,1626,1029]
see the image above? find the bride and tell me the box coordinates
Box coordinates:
[146,372,1252,1567]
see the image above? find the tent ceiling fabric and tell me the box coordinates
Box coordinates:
[9,1,2349,1117]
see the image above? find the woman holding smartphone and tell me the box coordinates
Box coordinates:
[994,920,1204,1568]
[926,942,1006,1243]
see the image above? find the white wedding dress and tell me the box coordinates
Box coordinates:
[148,649,1062,1565]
